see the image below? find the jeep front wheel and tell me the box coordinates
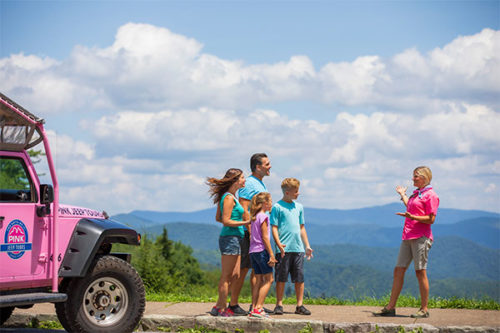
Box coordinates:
[56,255,145,333]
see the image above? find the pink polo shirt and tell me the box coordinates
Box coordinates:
[402,186,439,241]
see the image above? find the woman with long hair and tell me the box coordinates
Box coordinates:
[206,168,250,317]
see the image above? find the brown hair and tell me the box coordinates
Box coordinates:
[281,177,300,193]
[250,153,268,172]
[206,168,243,204]
[250,192,272,221]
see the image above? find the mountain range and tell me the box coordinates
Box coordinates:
[111,204,500,300]
[113,202,500,228]
[112,204,500,249]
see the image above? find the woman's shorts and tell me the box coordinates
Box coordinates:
[219,235,242,255]
[396,236,433,270]
[250,250,273,275]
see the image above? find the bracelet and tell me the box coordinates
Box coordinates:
[400,194,406,201]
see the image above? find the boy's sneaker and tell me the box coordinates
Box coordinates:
[209,306,221,316]
[273,305,284,315]
[228,304,248,316]
[221,307,234,317]
[295,305,311,315]
[373,306,396,317]
[249,308,269,319]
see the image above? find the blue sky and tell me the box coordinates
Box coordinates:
[1,0,499,214]
[2,1,498,63]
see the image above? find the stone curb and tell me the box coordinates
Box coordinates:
[3,313,499,333]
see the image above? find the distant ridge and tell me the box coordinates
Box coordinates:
[112,203,499,228]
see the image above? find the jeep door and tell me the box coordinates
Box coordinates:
[0,155,46,283]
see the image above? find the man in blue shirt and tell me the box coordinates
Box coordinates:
[226,153,271,315]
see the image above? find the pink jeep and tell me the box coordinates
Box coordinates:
[0,93,145,332]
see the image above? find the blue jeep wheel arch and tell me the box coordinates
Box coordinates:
[59,218,140,277]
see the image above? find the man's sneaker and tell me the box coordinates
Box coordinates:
[221,307,234,317]
[273,305,284,315]
[295,305,311,315]
[410,309,430,318]
[228,304,248,316]
[373,306,396,317]
[249,308,269,319]
[209,306,221,316]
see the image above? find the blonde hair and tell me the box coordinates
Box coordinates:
[414,166,432,186]
[281,177,300,193]
[250,192,271,221]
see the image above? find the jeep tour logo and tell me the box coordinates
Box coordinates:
[1,219,32,259]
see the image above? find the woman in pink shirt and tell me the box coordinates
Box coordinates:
[374,166,439,319]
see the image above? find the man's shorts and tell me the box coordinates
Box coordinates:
[275,252,304,283]
[240,230,252,269]
[219,235,242,255]
[250,250,273,275]
[396,236,433,270]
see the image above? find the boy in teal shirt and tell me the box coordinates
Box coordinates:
[271,178,313,315]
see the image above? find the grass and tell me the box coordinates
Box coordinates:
[145,292,500,310]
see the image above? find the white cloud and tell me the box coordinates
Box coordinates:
[1,24,498,213]
[2,24,498,115]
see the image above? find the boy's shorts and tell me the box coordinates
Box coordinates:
[275,252,304,283]
[250,250,273,275]
[396,236,433,270]
[219,235,242,255]
[240,230,252,269]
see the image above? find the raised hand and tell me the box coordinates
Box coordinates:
[396,185,407,196]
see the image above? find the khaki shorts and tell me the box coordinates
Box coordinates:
[396,236,433,270]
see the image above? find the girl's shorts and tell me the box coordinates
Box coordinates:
[250,250,273,275]
[219,235,242,255]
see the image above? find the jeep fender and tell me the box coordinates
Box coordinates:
[59,218,140,277]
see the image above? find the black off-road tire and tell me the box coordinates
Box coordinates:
[55,255,145,333]
[55,277,72,332]
[0,306,14,326]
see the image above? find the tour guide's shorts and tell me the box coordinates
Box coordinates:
[219,235,242,255]
[396,236,433,270]
[250,250,273,275]
[275,252,304,283]
[240,230,252,269]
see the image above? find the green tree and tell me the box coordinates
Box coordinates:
[0,149,45,189]
[0,158,29,189]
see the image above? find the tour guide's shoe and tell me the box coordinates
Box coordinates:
[373,306,396,317]
[228,304,248,316]
[411,309,430,318]
[295,305,311,315]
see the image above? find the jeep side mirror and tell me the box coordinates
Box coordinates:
[40,184,54,204]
